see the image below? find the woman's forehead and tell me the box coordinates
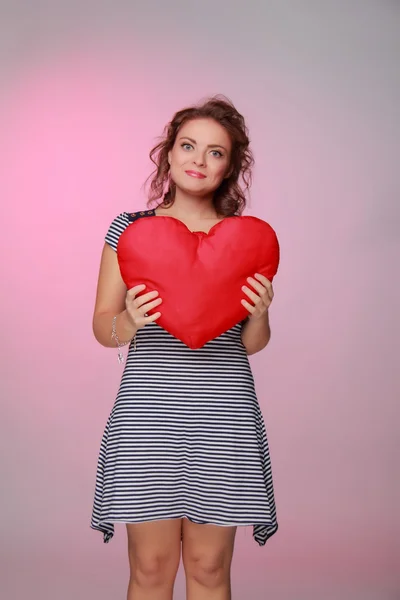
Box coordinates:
[177,118,231,146]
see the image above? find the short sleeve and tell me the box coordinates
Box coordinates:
[104,212,131,251]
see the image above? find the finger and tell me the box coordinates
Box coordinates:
[246,277,266,297]
[126,284,146,297]
[241,299,256,314]
[251,276,273,303]
[254,273,271,286]
[242,285,261,305]
[254,273,274,297]
[139,297,163,314]
[133,290,159,308]
[145,311,161,322]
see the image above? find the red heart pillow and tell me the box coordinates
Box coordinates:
[117,216,280,349]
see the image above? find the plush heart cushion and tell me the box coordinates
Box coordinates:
[117,215,280,349]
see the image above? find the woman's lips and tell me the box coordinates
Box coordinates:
[185,170,206,179]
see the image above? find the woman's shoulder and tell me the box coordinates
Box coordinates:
[104,209,155,251]
[127,209,156,222]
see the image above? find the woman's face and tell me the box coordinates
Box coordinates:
[168,118,232,198]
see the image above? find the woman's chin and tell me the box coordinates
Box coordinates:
[176,182,211,198]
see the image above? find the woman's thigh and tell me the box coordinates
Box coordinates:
[126,518,183,580]
[181,518,237,582]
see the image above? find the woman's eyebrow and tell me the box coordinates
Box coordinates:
[178,136,228,151]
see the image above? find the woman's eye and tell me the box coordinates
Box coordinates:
[182,143,193,151]
[211,150,223,158]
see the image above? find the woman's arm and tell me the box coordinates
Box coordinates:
[241,311,271,356]
[240,273,274,356]
[92,243,138,347]
[93,243,162,348]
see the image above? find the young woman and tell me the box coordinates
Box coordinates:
[91,96,278,600]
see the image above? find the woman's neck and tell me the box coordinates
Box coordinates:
[158,190,219,221]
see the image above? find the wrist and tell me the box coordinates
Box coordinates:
[117,310,138,340]
[248,308,269,323]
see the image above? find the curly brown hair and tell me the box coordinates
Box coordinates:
[145,95,254,216]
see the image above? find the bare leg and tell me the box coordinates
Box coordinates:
[126,518,182,600]
[182,518,237,600]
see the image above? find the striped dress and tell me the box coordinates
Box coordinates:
[90,210,279,546]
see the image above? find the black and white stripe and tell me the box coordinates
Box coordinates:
[90,212,278,546]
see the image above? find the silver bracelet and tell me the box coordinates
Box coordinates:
[111,315,136,364]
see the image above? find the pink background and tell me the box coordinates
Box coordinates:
[1,2,399,599]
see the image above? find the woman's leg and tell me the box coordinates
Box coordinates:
[182,518,237,600]
[126,518,182,600]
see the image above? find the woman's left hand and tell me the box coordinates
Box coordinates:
[241,273,274,320]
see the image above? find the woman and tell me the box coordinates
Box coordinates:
[91,96,278,600]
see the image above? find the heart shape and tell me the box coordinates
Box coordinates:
[117,215,280,349]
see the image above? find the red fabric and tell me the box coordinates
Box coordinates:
[117,215,280,349]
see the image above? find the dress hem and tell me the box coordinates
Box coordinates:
[90,515,278,547]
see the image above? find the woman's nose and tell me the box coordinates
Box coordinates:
[193,153,206,167]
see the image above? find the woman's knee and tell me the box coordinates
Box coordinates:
[131,551,179,588]
[182,520,236,588]
[185,554,228,589]
[126,519,182,588]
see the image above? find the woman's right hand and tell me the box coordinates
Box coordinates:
[125,284,162,330]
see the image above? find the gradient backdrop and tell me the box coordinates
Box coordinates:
[0,1,399,599]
